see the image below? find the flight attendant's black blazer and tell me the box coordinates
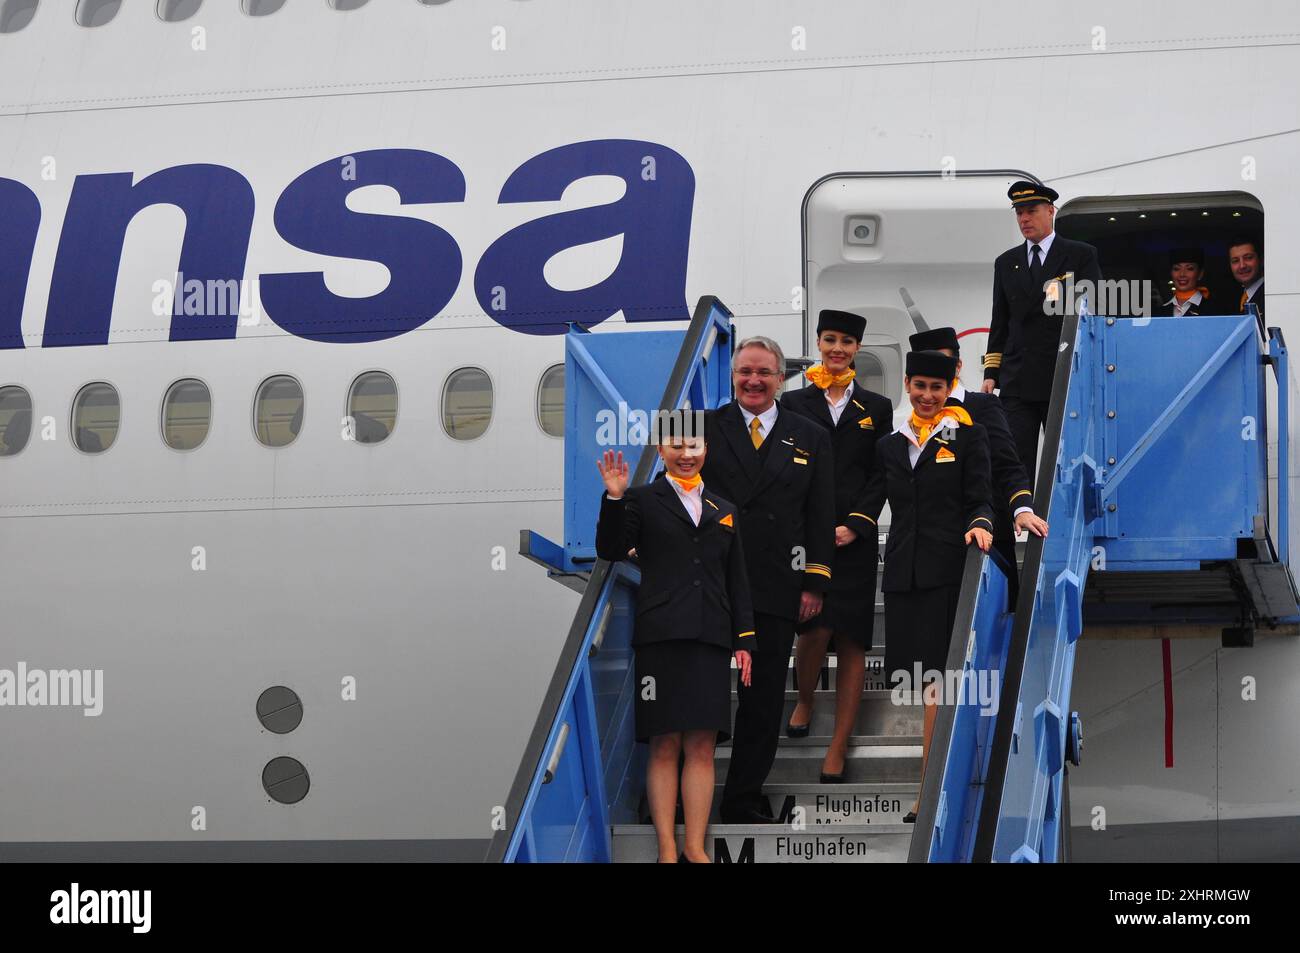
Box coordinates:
[702,401,836,621]
[595,475,755,652]
[861,421,995,592]
[780,382,894,583]
[947,391,1032,524]
[985,236,1102,401]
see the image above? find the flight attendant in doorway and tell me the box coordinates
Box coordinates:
[780,309,894,782]
[595,421,755,863]
[861,350,994,822]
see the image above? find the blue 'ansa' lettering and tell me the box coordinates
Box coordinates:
[0,139,695,349]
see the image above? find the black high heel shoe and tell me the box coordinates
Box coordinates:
[903,810,918,824]
[819,771,845,783]
[785,719,810,739]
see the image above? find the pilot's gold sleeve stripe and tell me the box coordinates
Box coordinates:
[848,512,876,524]
[805,566,832,578]
[1009,490,1033,504]
[736,630,755,638]
[969,517,994,528]
[983,353,1003,367]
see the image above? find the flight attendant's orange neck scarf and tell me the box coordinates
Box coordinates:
[1174,287,1209,303]
[669,473,702,492]
[909,405,973,444]
[805,364,855,389]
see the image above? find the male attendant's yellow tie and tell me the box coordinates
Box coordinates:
[750,417,764,449]
[1239,290,1248,313]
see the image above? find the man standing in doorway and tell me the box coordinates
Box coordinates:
[982,181,1102,491]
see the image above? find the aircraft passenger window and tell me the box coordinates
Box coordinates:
[74,0,120,27]
[347,371,397,445]
[241,0,286,15]
[254,375,304,448]
[0,385,33,456]
[442,368,492,440]
[0,0,39,34]
[327,0,369,10]
[156,0,200,22]
[537,364,564,437]
[71,383,120,454]
[162,379,212,451]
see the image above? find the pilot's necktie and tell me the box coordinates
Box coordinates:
[1030,243,1044,288]
[749,417,764,449]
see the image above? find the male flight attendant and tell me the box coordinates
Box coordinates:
[704,336,836,824]
[982,182,1102,492]
[1229,237,1265,331]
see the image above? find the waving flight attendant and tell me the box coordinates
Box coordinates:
[595,423,754,863]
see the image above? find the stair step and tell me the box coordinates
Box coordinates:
[611,824,912,863]
[713,782,916,825]
[733,691,924,735]
[716,743,922,783]
[720,734,921,748]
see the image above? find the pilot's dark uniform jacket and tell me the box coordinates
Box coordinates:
[596,473,755,742]
[861,350,994,681]
[983,181,1102,492]
[703,396,835,819]
[782,309,894,649]
[911,327,1032,601]
[1158,248,1211,318]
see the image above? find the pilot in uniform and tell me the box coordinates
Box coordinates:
[910,326,1046,606]
[595,424,754,863]
[860,349,994,822]
[1157,247,1211,317]
[779,308,894,782]
[983,181,1102,493]
[703,336,836,824]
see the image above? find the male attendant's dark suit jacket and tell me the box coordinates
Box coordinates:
[702,401,836,620]
[595,476,755,652]
[861,422,995,592]
[1241,282,1265,321]
[947,390,1032,534]
[780,382,895,587]
[985,236,1102,401]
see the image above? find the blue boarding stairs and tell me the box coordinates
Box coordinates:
[485,298,1300,863]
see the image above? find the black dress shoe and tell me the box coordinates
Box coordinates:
[903,810,917,824]
[819,771,846,784]
[785,720,810,738]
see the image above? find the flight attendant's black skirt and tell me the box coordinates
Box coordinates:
[883,584,962,687]
[796,546,878,649]
[633,640,733,744]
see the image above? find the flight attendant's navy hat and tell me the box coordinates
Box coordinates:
[1007,180,1059,207]
[909,327,961,353]
[1168,247,1204,267]
[816,309,866,340]
[906,350,958,381]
